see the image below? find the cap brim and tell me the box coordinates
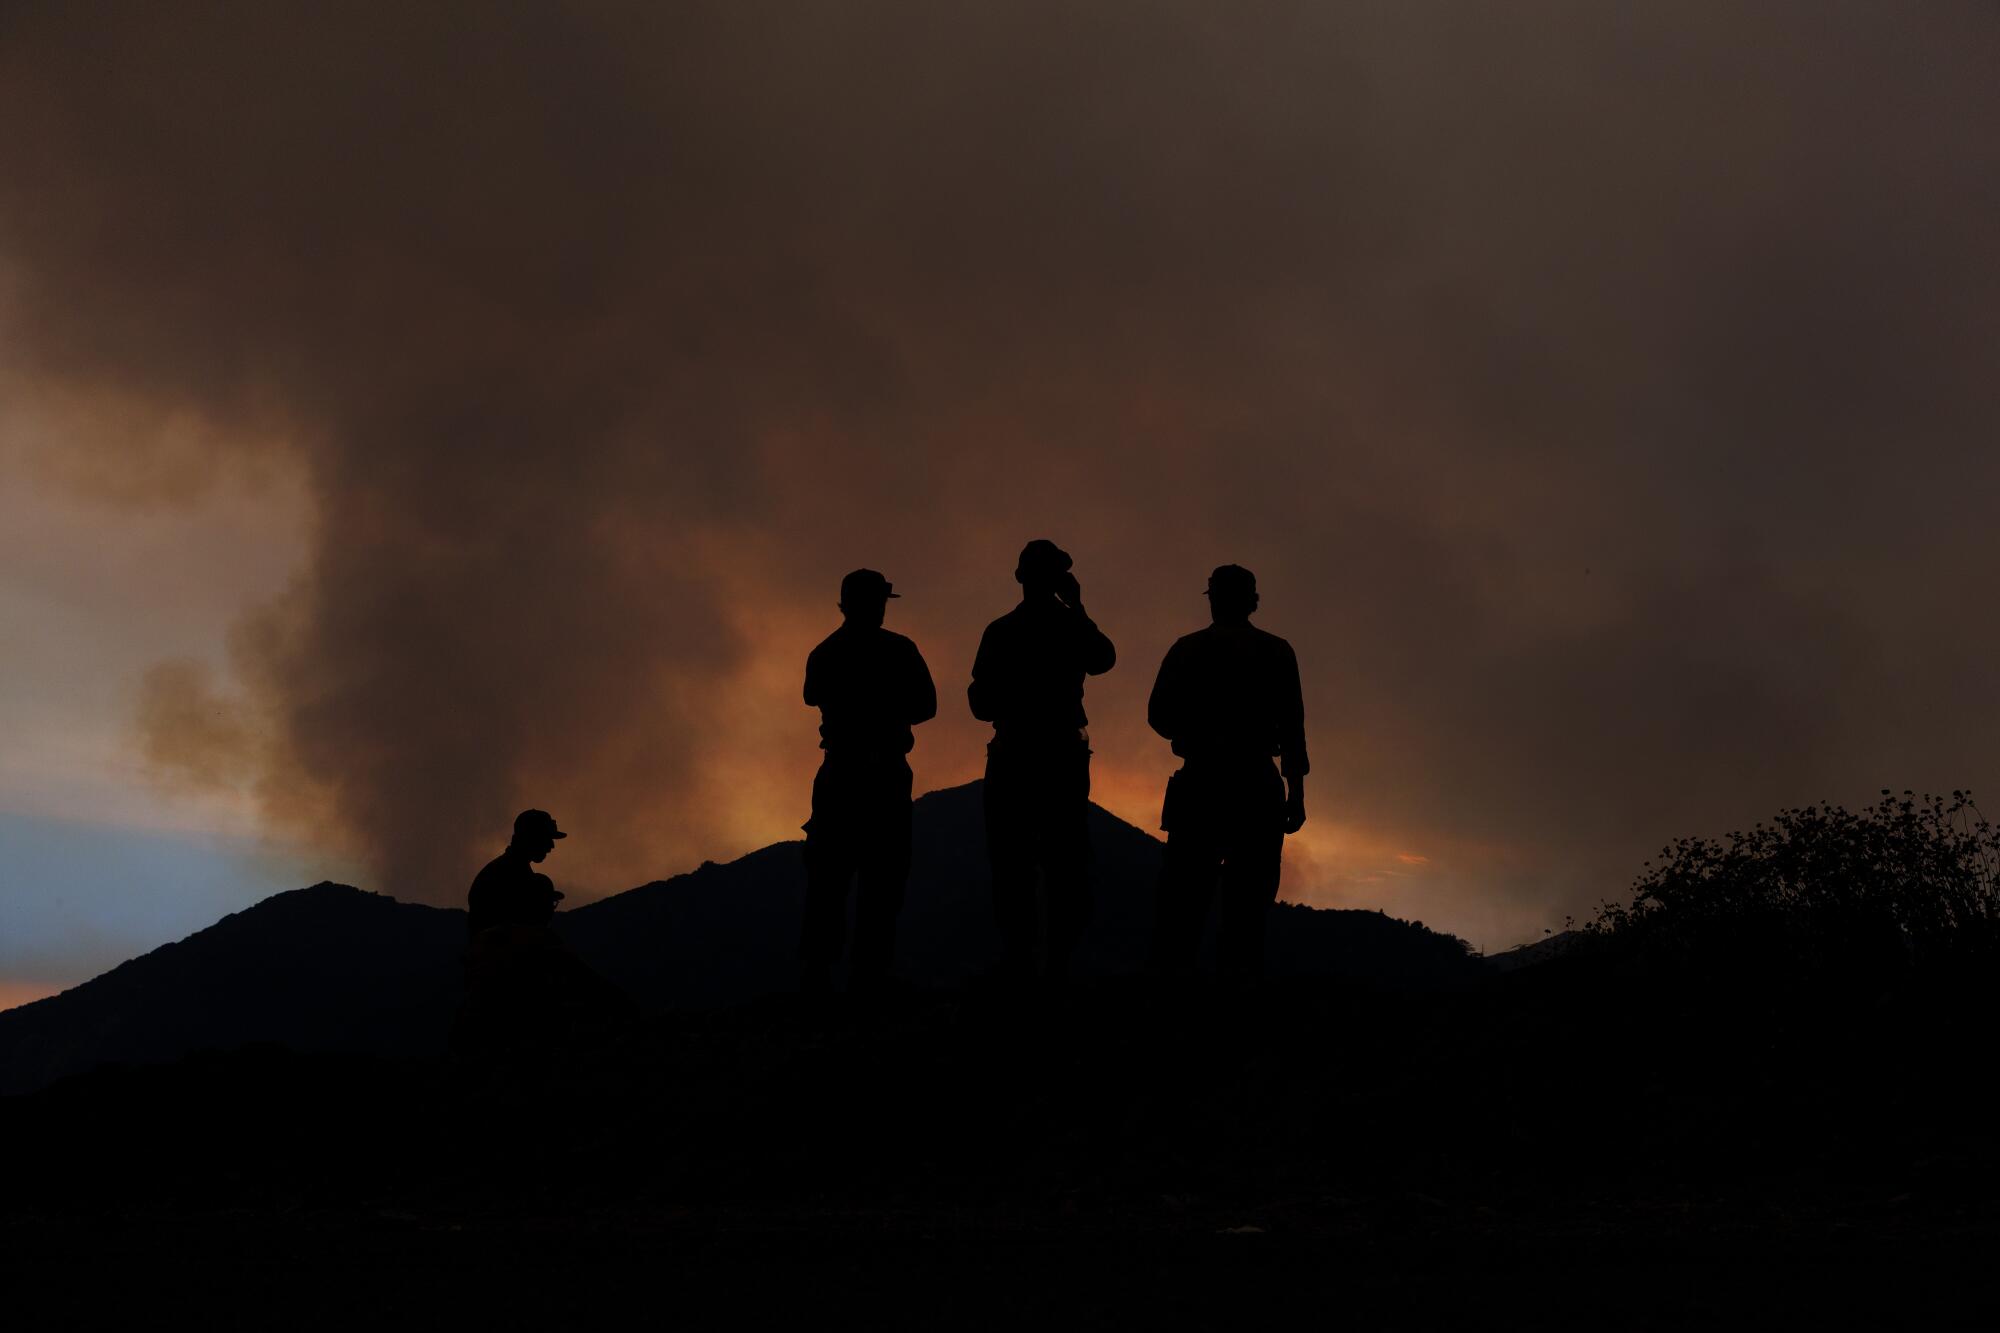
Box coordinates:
[551,830,568,838]
[886,591,901,597]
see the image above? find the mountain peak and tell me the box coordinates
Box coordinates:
[1,786,1477,1094]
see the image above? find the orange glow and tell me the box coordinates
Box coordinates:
[0,981,61,1013]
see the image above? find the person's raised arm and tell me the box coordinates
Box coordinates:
[1062,576,1117,676]
[1076,612,1116,677]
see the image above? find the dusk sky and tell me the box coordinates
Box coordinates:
[4,1,1997,1006]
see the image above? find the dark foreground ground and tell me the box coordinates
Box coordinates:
[7,961,1999,1328]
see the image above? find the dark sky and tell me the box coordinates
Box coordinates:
[3,0,1997,953]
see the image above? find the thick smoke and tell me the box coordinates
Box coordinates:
[3,2,1996,942]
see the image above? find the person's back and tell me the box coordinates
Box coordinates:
[806,621,936,757]
[798,569,937,993]
[467,844,564,938]
[1147,565,1307,980]
[1148,621,1306,771]
[969,596,1116,736]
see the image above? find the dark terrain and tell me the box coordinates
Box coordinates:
[0,783,1475,1096]
[5,785,1997,1327]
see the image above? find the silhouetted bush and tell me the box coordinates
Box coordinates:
[1588,790,2000,977]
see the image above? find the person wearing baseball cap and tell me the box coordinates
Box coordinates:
[458,809,634,1052]
[967,539,1117,981]
[799,567,938,993]
[1146,564,1309,980]
[466,808,568,939]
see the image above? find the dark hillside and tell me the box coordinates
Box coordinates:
[556,782,1479,1008]
[5,953,1998,1327]
[6,788,2000,1321]
[0,884,463,1096]
[554,782,1132,1008]
[0,783,1479,1093]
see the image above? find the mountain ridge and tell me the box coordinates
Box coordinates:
[0,781,1480,1094]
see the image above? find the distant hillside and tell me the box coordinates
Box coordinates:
[0,782,1481,1094]
[556,783,1479,1008]
[0,884,464,1096]
[1485,930,1585,972]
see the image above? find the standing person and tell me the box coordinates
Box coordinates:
[1147,564,1308,979]
[969,539,1117,981]
[800,568,938,994]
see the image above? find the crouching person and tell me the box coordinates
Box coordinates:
[469,808,568,939]
[454,808,623,1053]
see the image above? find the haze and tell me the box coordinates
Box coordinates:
[3,1,1997,1000]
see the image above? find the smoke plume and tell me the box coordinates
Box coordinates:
[3,2,1996,944]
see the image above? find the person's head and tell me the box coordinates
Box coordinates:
[1015,539,1074,600]
[1205,564,1259,625]
[838,568,897,627]
[510,808,567,862]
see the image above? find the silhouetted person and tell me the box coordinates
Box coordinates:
[800,568,938,993]
[456,808,626,1053]
[969,539,1117,980]
[467,808,567,938]
[1148,565,1308,979]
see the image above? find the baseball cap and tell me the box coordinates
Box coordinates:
[1205,564,1257,597]
[513,808,567,840]
[840,568,899,603]
[1016,539,1073,582]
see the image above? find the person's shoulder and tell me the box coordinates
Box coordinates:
[804,624,852,664]
[878,627,923,654]
[1249,627,1299,667]
[469,851,512,886]
[1240,624,1304,660]
[979,606,1024,639]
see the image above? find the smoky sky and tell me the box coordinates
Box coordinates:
[3,1,1997,942]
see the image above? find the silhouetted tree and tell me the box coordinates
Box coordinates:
[1587,789,2000,977]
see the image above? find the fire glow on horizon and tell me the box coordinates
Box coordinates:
[2,1,1998,971]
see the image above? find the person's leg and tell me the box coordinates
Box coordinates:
[1153,830,1223,977]
[799,761,855,992]
[1042,743,1094,980]
[985,751,1040,978]
[800,841,855,993]
[1216,815,1285,982]
[850,764,914,992]
[850,854,907,992]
